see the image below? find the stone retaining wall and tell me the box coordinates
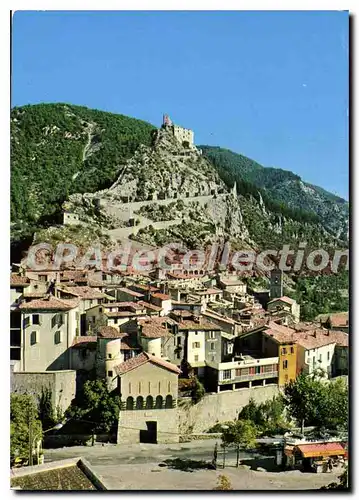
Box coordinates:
[178,384,279,434]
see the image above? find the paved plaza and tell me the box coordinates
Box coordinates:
[44,440,342,490]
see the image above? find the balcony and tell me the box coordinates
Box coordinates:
[219,370,278,385]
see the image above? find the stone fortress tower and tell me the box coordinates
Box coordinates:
[162,114,194,148]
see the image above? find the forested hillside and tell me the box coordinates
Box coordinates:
[200,146,349,240]
[11,103,155,228]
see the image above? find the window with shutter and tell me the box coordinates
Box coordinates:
[30,331,38,345]
[54,331,62,344]
[51,315,57,329]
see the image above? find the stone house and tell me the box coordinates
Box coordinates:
[18,296,80,371]
[318,312,349,333]
[150,292,172,316]
[175,315,223,377]
[267,296,301,323]
[202,309,242,336]
[115,352,181,444]
[218,276,247,297]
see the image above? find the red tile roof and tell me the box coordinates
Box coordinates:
[130,284,159,292]
[152,292,171,301]
[202,310,237,325]
[296,442,346,458]
[58,286,105,300]
[10,274,30,286]
[268,296,296,306]
[19,296,79,311]
[61,270,89,280]
[137,301,162,312]
[138,318,173,338]
[328,312,349,328]
[97,326,125,339]
[327,330,349,347]
[167,272,199,280]
[71,336,97,347]
[114,352,181,375]
[179,318,221,331]
[263,321,347,349]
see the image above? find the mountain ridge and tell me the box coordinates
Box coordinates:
[11,103,348,254]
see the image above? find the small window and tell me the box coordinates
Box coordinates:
[148,381,151,392]
[319,354,322,363]
[177,337,181,346]
[194,355,199,362]
[282,347,287,355]
[30,331,38,345]
[108,353,112,359]
[223,369,231,380]
[129,382,131,394]
[192,342,200,349]
[210,342,215,351]
[290,346,294,354]
[327,351,330,360]
[283,360,288,369]
[168,381,171,392]
[54,331,62,344]
[211,355,215,362]
[99,307,103,313]
[114,319,118,324]
[139,382,141,393]
[32,314,40,325]
[107,370,113,377]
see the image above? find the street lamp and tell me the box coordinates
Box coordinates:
[221,425,229,469]
[30,422,65,466]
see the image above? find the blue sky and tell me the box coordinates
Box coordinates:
[12,10,349,199]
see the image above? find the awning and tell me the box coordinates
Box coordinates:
[295,442,346,459]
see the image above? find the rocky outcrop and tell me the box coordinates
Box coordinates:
[63,125,250,247]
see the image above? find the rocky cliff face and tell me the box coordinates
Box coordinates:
[64,126,251,248]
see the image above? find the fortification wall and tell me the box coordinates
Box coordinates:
[11,370,76,415]
[178,384,279,434]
